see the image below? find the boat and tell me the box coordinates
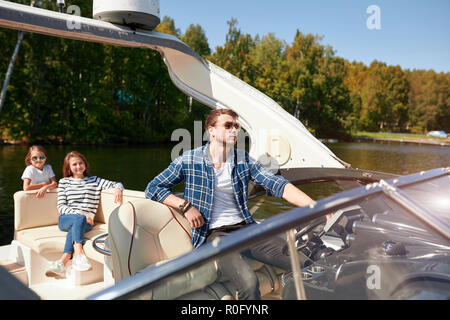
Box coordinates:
[89,167,450,300]
[0,1,449,300]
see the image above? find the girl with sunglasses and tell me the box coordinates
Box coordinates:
[21,145,58,198]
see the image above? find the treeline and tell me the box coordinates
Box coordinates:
[210,19,449,137]
[0,3,448,143]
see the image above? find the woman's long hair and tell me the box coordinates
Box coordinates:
[62,151,90,178]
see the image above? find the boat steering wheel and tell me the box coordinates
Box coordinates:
[282,216,329,258]
[295,216,327,246]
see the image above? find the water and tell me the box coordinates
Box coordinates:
[1,142,449,245]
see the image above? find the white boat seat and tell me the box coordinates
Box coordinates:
[13,189,146,264]
[108,199,281,299]
[15,224,108,263]
[108,199,194,281]
[108,199,219,299]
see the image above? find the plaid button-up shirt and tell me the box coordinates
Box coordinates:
[145,143,289,248]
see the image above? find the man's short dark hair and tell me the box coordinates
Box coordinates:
[205,109,238,131]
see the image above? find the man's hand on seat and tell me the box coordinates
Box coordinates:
[184,206,205,229]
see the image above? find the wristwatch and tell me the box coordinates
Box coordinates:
[179,200,192,216]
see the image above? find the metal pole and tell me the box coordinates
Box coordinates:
[286,228,307,300]
[0,1,38,114]
[0,31,24,113]
[56,0,65,13]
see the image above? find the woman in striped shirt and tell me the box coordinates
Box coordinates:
[46,151,124,278]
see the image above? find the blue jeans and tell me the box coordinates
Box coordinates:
[58,214,93,254]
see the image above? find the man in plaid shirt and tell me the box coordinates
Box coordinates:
[145,109,315,299]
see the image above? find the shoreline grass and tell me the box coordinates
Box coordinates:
[352,131,450,144]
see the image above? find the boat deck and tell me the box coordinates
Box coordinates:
[30,280,109,300]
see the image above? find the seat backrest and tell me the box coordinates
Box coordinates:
[96,189,146,224]
[13,188,144,233]
[14,190,59,232]
[108,199,193,282]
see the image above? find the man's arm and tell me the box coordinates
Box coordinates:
[145,156,204,229]
[282,183,333,222]
[145,156,184,202]
[248,155,333,221]
[281,183,315,207]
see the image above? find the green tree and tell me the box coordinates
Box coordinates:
[210,19,256,84]
[155,16,181,38]
[407,70,450,133]
[250,33,289,106]
[181,24,211,58]
[343,61,368,131]
[360,61,409,131]
[284,31,351,137]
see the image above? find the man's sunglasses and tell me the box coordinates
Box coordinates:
[31,156,46,161]
[221,122,240,130]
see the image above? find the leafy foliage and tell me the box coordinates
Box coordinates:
[0,13,448,143]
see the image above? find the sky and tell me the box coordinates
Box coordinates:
[160,0,450,73]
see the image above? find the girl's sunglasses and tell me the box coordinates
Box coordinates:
[31,156,46,161]
[222,122,240,130]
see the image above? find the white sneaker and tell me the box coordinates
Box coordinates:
[72,254,92,271]
[45,260,66,278]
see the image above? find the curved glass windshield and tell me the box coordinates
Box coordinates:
[402,175,450,223]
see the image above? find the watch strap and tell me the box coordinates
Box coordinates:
[182,202,192,215]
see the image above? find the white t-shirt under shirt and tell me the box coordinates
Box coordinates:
[21,164,55,185]
[208,160,244,230]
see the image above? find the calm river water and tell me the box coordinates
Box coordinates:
[0,142,449,245]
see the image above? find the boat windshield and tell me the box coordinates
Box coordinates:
[401,175,450,223]
[95,218,343,300]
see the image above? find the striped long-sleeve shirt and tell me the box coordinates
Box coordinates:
[57,176,124,220]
